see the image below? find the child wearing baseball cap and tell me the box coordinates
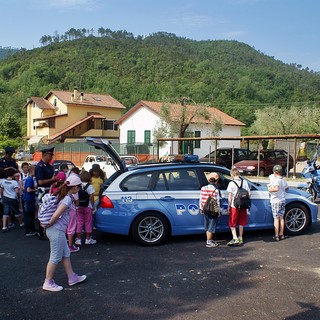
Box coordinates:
[268,165,289,241]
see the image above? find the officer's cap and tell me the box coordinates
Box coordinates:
[5,147,15,154]
[41,147,54,154]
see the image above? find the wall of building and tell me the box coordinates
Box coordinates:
[119,107,243,158]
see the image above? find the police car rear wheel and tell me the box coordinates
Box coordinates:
[131,212,170,246]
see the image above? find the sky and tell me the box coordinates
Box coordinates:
[1,0,320,71]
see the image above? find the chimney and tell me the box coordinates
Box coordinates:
[80,92,84,102]
[71,93,74,101]
[73,87,78,100]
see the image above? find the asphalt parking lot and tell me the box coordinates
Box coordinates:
[1,213,320,320]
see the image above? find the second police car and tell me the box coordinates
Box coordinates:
[86,138,318,246]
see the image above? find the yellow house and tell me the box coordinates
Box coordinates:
[25,88,126,144]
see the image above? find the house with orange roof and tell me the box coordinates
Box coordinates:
[116,100,245,158]
[25,88,126,145]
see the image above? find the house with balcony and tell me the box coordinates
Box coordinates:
[116,100,245,158]
[25,88,126,145]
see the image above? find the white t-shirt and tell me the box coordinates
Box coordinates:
[81,182,95,209]
[1,179,19,200]
[227,178,250,208]
[269,174,288,203]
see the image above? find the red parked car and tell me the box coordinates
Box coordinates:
[234,149,293,176]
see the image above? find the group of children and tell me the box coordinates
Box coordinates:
[0,161,106,252]
[200,165,288,247]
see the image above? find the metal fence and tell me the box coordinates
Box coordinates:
[31,141,159,167]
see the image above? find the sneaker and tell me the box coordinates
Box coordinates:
[85,237,97,245]
[2,227,9,233]
[238,237,243,245]
[206,241,219,248]
[227,238,240,246]
[19,222,25,228]
[26,231,37,237]
[8,223,14,229]
[68,273,87,286]
[42,279,63,292]
[75,238,82,246]
[69,245,80,253]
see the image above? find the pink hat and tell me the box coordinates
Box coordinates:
[56,171,66,181]
[65,174,82,187]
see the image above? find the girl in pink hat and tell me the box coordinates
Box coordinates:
[42,174,87,292]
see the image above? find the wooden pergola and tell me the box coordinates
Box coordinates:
[158,133,320,178]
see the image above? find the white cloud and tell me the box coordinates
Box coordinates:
[47,0,96,8]
[221,30,247,38]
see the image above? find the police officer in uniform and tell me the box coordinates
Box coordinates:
[35,147,58,239]
[0,147,18,171]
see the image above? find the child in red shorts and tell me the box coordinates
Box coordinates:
[226,168,250,246]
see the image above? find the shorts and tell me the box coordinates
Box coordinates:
[46,226,70,264]
[204,214,218,233]
[271,201,286,218]
[2,196,21,217]
[228,207,248,228]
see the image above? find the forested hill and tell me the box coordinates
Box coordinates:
[0,47,19,59]
[1,31,320,133]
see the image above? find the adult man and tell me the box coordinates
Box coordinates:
[0,147,18,171]
[35,147,58,240]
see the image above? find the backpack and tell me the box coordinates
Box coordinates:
[202,187,220,217]
[38,194,58,226]
[78,183,90,207]
[233,180,251,209]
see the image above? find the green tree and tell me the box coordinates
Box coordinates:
[249,106,320,135]
[158,98,222,154]
[0,113,22,138]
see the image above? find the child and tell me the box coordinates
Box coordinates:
[42,174,86,292]
[268,164,289,241]
[50,171,66,195]
[20,162,30,191]
[89,164,105,203]
[226,168,250,246]
[66,167,80,252]
[1,168,24,232]
[75,170,96,245]
[199,172,221,248]
[23,165,37,236]
[59,163,70,177]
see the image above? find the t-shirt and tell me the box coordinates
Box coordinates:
[53,194,74,232]
[1,178,19,200]
[269,174,288,203]
[91,176,103,202]
[81,182,95,209]
[199,184,220,210]
[24,176,35,202]
[227,178,250,208]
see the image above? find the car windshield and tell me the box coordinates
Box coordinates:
[249,152,265,160]
[96,156,107,162]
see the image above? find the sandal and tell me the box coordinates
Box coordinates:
[272,236,280,241]
[279,235,285,240]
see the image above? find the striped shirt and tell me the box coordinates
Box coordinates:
[199,184,220,210]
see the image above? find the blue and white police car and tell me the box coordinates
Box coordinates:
[87,138,318,246]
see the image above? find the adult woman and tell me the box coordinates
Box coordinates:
[42,175,86,292]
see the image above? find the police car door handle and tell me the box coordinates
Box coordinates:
[160,196,175,201]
